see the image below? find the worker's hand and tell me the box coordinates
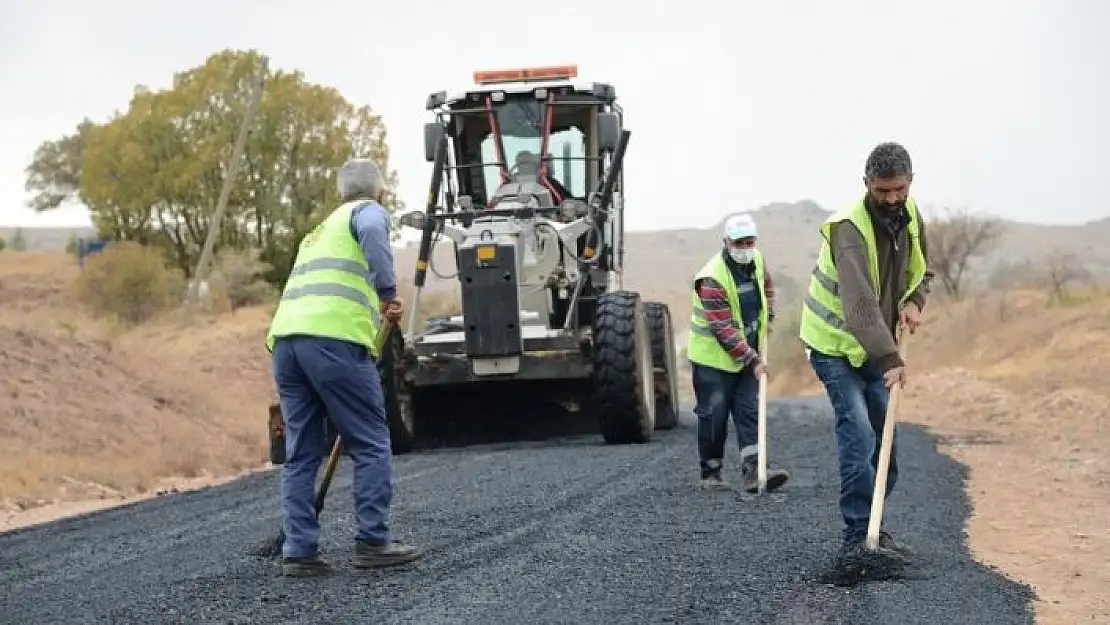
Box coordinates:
[882,365,906,390]
[379,297,405,323]
[900,302,923,334]
[752,360,768,380]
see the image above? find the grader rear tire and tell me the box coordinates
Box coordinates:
[645,301,680,430]
[592,291,656,444]
[378,323,416,455]
[267,402,286,465]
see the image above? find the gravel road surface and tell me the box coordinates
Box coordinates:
[0,399,1035,625]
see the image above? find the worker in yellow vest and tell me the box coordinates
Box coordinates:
[688,214,790,493]
[798,142,932,561]
[265,158,422,576]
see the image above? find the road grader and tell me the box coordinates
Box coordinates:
[269,64,679,462]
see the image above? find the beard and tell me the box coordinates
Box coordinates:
[869,195,906,215]
[882,199,905,213]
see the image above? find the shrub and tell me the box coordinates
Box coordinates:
[206,248,277,311]
[75,241,185,324]
[9,228,27,251]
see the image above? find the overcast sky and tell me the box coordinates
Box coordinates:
[1,0,1106,229]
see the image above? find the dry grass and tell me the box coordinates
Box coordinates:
[0,252,276,513]
[396,283,463,329]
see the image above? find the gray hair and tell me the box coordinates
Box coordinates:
[337,158,385,202]
[864,142,913,180]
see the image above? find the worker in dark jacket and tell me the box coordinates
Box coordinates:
[687,213,790,493]
[266,158,422,577]
[798,141,933,559]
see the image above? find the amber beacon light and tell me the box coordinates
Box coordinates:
[472,65,579,85]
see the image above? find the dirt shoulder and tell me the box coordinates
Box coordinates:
[0,466,272,534]
[0,252,279,518]
[904,370,1108,625]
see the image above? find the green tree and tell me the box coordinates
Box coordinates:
[23,119,96,212]
[25,48,404,287]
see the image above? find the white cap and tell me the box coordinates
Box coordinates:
[723,213,758,240]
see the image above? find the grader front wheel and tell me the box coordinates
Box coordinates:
[592,291,656,444]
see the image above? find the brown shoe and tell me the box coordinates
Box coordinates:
[352,540,423,568]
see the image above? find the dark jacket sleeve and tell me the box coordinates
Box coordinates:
[828,222,904,372]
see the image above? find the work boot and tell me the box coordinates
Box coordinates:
[698,459,731,491]
[839,533,910,564]
[879,531,916,558]
[282,554,332,577]
[741,458,789,494]
[838,534,864,558]
[352,540,423,568]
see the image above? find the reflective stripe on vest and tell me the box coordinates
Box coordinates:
[265,200,383,357]
[798,195,926,368]
[686,250,769,373]
[282,258,376,307]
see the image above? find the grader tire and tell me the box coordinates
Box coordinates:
[592,291,656,444]
[267,402,286,465]
[378,323,416,455]
[645,301,680,430]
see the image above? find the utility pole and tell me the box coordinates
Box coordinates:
[182,54,268,320]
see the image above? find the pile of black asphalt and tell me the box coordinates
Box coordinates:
[0,398,1036,625]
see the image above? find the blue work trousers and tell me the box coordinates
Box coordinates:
[272,335,394,559]
[692,362,760,475]
[808,350,898,542]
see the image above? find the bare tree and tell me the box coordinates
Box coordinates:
[926,206,1005,299]
[1044,251,1090,304]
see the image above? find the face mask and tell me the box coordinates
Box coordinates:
[729,248,756,264]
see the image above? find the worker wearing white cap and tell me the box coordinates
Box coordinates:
[686,213,790,492]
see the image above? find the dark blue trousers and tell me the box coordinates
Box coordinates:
[808,350,898,543]
[692,362,760,475]
[272,335,394,559]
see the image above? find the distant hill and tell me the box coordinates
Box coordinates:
[0,226,97,252]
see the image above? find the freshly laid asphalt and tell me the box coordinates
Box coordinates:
[0,398,1036,625]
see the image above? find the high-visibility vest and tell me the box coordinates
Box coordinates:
[265,200,383,357]
[798,195,927,367]
[687,251,769,373]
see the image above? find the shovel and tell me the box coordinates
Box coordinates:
[756,338,770,495]
[864,327,908,551]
